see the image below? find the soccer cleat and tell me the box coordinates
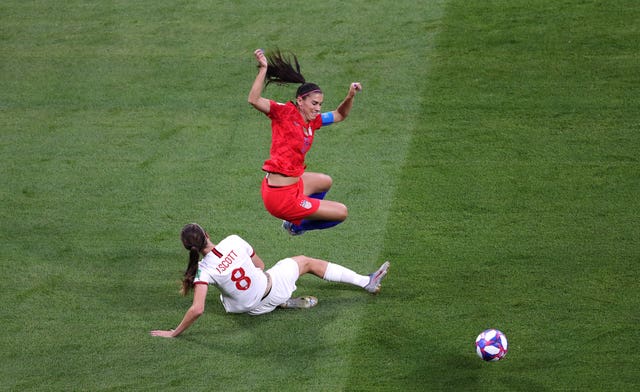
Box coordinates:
[280,296,318,309]
[364,261,390,294]
[282,220,305,236]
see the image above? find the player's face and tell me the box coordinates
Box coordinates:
[297,92,323,122]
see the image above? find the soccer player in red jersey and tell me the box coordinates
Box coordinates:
[248,49,362,235]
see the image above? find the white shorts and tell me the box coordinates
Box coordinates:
[248,258,300,316]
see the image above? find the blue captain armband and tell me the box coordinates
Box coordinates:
[321,111,334,126]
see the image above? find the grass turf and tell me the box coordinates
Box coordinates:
[1,0,638,390]
[348,1,639,390]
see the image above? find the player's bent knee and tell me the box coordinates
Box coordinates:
[336,204,348,221]
[311,174,332,192]
[322,174,333,189]
[324,204,347,221]
[291,255,312,274]
[313,173,333,189]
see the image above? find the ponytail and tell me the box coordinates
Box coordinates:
[265,49,306,86]
[180,246,200,296]
[263,50,323,99]
[179,223,208,296]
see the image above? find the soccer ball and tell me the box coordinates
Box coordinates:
[475,329,508,361]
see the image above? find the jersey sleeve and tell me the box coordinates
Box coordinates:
[193,265,211,285]
[267,100,286,120]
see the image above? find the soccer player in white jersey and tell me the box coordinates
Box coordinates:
[150,223,390,338]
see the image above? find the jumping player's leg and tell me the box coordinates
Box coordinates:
[301,172,332,199]
[307,199,348,221]
[286,199,347,233]
[287,172,346,233]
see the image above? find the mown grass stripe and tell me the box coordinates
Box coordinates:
[347,0,639,390]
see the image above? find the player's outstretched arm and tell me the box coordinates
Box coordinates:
[331,82,362,123]
[150,284,208,338]
[248,49,271,114]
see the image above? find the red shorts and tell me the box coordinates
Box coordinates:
[261,177,320,225]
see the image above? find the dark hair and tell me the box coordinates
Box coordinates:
[180,223,207,296]
[264,50,322,98]
[296,83,322,98]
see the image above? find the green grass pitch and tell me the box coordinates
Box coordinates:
[1,0,638,390]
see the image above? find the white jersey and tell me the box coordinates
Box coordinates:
[193,235,268,313]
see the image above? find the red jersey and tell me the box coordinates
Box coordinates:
[262,100,323,177]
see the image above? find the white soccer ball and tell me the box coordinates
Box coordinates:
[475,329,508,361]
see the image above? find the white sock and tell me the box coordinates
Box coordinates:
[323,263,370,288]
